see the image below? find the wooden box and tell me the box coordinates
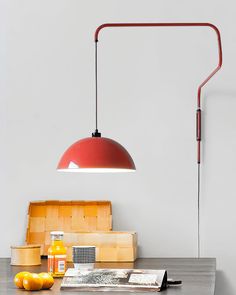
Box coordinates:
[64,231,137,262]
[26,200,112,255]
[11,245,41,266]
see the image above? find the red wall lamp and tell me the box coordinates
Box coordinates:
[58,22,222,172]
[57,23,223,256]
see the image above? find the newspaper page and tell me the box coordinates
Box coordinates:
[61,268,167,292]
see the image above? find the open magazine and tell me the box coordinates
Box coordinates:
[61,268,168,292]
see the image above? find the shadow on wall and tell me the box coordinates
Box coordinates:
[202,89,236,108]
[215,270,234,295]
[203,88,236,295]
[201,88,236,145]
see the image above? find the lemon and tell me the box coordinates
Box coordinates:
[23,273,43,291]
[39,272,54,289]
[14,272,30,289]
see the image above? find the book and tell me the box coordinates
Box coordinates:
[61,268,167,292]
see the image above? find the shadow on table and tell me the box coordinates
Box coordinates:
[215,270,235,295]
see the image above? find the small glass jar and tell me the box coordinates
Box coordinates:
[48,231,67,277]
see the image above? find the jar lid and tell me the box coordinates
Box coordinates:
[50,231,64,236]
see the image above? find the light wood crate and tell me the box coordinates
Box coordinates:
[26,200,112,255]
[64,231,137,262]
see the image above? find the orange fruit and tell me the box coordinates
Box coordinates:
[39,272,54,289]
[14,272,30,289]
[23,273,43,291]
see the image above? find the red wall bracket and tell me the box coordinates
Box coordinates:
[94,23,223,163]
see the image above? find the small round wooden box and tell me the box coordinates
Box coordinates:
[11,245,41,266]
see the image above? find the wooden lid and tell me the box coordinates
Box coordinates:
[11,244,41,249]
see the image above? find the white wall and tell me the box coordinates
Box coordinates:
[1,0,236,294]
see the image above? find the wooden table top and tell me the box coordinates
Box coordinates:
[0,258,216,294]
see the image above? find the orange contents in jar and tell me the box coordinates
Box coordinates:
[48,231,67,277]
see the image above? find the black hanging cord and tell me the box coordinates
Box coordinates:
[197,162,201,258]
[95,41,98,130]
[92,41,101,137]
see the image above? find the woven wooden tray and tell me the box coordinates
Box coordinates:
[26,200,112,255]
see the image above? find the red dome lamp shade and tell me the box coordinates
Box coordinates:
[57,25,136,173]
[57,137,136,172]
